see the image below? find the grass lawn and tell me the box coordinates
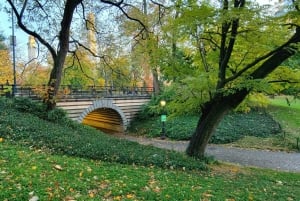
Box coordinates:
[268,96,300,128]
[223,97,300,151]
[1,141,300,201]
[268,96,300,149]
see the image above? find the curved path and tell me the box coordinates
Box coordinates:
[117,135,300,173]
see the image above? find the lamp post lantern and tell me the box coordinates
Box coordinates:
[160,100,167,139]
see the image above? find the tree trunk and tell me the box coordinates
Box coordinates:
[45,0,82,110]
[152,68,160,94]
[186,89,248,158]
[46,56,66,110]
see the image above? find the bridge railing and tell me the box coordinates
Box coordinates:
[1,84,154,99]
[59,85,154,99]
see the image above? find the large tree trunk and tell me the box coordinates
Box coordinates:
[186,89,248,158]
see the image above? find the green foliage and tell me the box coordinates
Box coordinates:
[12,97,67,122]
[0,98,206,171]
[135,89,175,120]
[236,93,270,113]
[130,110,282,143]
[212,110,281,143]
[156,0,300,118]
[267,66,300,97]
[268,96,300,150]
[47,108,67,123]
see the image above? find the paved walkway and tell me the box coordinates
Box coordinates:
[117,135,300,173]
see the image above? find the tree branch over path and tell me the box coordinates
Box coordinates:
[225,26,300,84]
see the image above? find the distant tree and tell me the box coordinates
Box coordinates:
[119,0,167,93]
[20,64,50,86]
[62,48,95,88]
[0,33,13,84]
[0,33,6,50]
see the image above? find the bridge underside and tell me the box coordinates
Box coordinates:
[82,108,124,133]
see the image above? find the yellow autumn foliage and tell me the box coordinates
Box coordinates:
[0,50,13,84]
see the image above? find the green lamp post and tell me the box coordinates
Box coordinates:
[160,100,167,139]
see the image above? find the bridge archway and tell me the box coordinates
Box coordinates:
[78,99,128,133]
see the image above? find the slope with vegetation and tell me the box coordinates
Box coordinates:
[0,97,299,200]
[0,97,207,171]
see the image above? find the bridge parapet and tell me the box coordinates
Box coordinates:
[11,85,154,99]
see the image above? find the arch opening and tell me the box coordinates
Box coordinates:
[82,108,124,133]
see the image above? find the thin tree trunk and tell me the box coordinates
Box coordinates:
[152,68,160,94]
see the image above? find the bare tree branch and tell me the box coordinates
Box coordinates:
[6,0,57,60]
[268,80,299,84]
[100,0,148,32]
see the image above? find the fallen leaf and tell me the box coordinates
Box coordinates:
[64,196,76,201]
[53,165,63,171]
[88,189,98,198]
[126,193,135,199]
[114,195,122,201]
[202,191,213,198]
[29,195,39,201]
[79,171,83,177]
[104,191,112,198]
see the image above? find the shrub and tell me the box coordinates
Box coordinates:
[10,97,67,122]
[135,90,175,120]
[129,110,282,143]
[47,108,67,122]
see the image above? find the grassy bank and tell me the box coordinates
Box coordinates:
[0,97,300,200]
[1,142,299,200]
[0,97,206,171]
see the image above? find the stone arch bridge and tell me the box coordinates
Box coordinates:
[14,85,153,133]
[57,97,151,133]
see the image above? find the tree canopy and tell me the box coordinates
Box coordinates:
[152,0,300,157]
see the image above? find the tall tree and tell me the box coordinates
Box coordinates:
[6,0,146,109]
[119,0,167,93]
[160,0,300,158]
